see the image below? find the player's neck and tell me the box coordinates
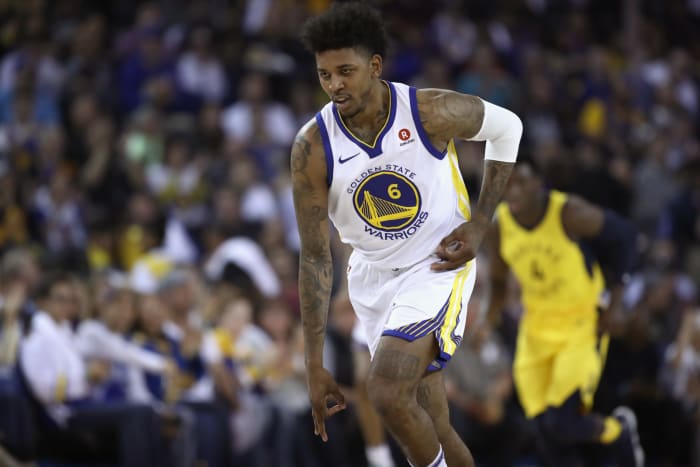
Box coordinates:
[344,80,389,132]
[514,192,549,229]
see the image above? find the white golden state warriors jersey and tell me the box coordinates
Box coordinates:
[316,81,472,268]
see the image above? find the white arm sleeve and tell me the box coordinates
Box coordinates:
[468,99,523,163]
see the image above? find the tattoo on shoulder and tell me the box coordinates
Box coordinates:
[291,126,323,200]
[372,350,420,381]
[419,90,485,145]
[291,131,314,175]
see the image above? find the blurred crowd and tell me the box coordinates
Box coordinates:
[0,0,699,466]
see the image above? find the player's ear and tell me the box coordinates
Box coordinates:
[370,54,382,78]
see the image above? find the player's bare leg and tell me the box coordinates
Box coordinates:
[417,370,474,466]
[367,333,471,466]
[354,348,395,467]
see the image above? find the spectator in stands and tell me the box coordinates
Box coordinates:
[0,23,64,96]
[145,133,208,229]
[118,24,178,114]
[220,71,296,150]
[20,272,167,467]
[229,154,279,223]
[201,296,276,465]
[661,309,700,466]
[0,1,699,464]
[0,163,29,252]
[0,248,39,367]
[75,271,175,402]
[176,24,227,107]
[31,166,87,267]
[157,269,208,401]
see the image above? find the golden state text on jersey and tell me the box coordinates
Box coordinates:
[315,81,472,268]
[349,168,428,239]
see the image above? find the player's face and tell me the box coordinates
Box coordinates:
[504,164,541,216]
[315,48,381,118]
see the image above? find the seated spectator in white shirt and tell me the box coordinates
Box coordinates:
[20,272,168,467]
[176,25,227,105]
[129,294,206,404]
[76,271,174,402]
[157,269,210,402]
[220,72,295,150]
[200,297,275,458]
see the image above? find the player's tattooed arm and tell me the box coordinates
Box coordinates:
[417,89,514,222]
[475,160,514,223]
[291,122,332,368]
[483,220,509,327]
[416,89,485,151]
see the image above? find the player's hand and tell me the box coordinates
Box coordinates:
[598,285,625,337]
[432,217,489,271]
[306,365,346,442]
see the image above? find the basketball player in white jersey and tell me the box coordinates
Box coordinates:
[292,3,522,467]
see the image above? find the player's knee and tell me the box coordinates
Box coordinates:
[366,376,410,418]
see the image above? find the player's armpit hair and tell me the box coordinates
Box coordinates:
[300,2,388,57]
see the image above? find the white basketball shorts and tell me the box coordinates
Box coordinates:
[347,252,476,371]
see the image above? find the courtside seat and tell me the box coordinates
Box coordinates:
[13,363,116,466]
[0,366,37,461]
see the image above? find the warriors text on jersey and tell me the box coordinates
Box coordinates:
[315,81,471,268]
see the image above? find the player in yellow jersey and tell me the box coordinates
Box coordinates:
[482,160,644,467]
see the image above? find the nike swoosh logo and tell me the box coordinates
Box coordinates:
[338,152,360,164]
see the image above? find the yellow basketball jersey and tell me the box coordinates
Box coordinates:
[496,191,604,340]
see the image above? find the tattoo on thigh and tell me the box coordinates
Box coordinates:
[417,382,432,408]
[373,350,420,380]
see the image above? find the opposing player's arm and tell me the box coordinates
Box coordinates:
[418,89,523,269]
[561,195,637,287]
[483,220,510,327]
[562,195,638,334]
[561,195,604,239]
[291,120,333,369]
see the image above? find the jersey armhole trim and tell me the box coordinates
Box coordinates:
[409,86,447,160]
[315,112,334,186]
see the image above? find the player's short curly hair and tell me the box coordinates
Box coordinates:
[300,2,388,58]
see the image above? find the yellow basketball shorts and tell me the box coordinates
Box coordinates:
[513,324,609,419]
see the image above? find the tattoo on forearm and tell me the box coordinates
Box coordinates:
[476,160,513,221]
[298,256,332,360]
[291,129,333,364]
[372,350,420,380]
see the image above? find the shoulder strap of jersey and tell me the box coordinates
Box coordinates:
[541,190,568,236]
[496,201,517,233]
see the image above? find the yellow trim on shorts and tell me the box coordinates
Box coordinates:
[55,374,67,402]
[447,140,471,221]
[438,261,473,355]
[580,332,611,411]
